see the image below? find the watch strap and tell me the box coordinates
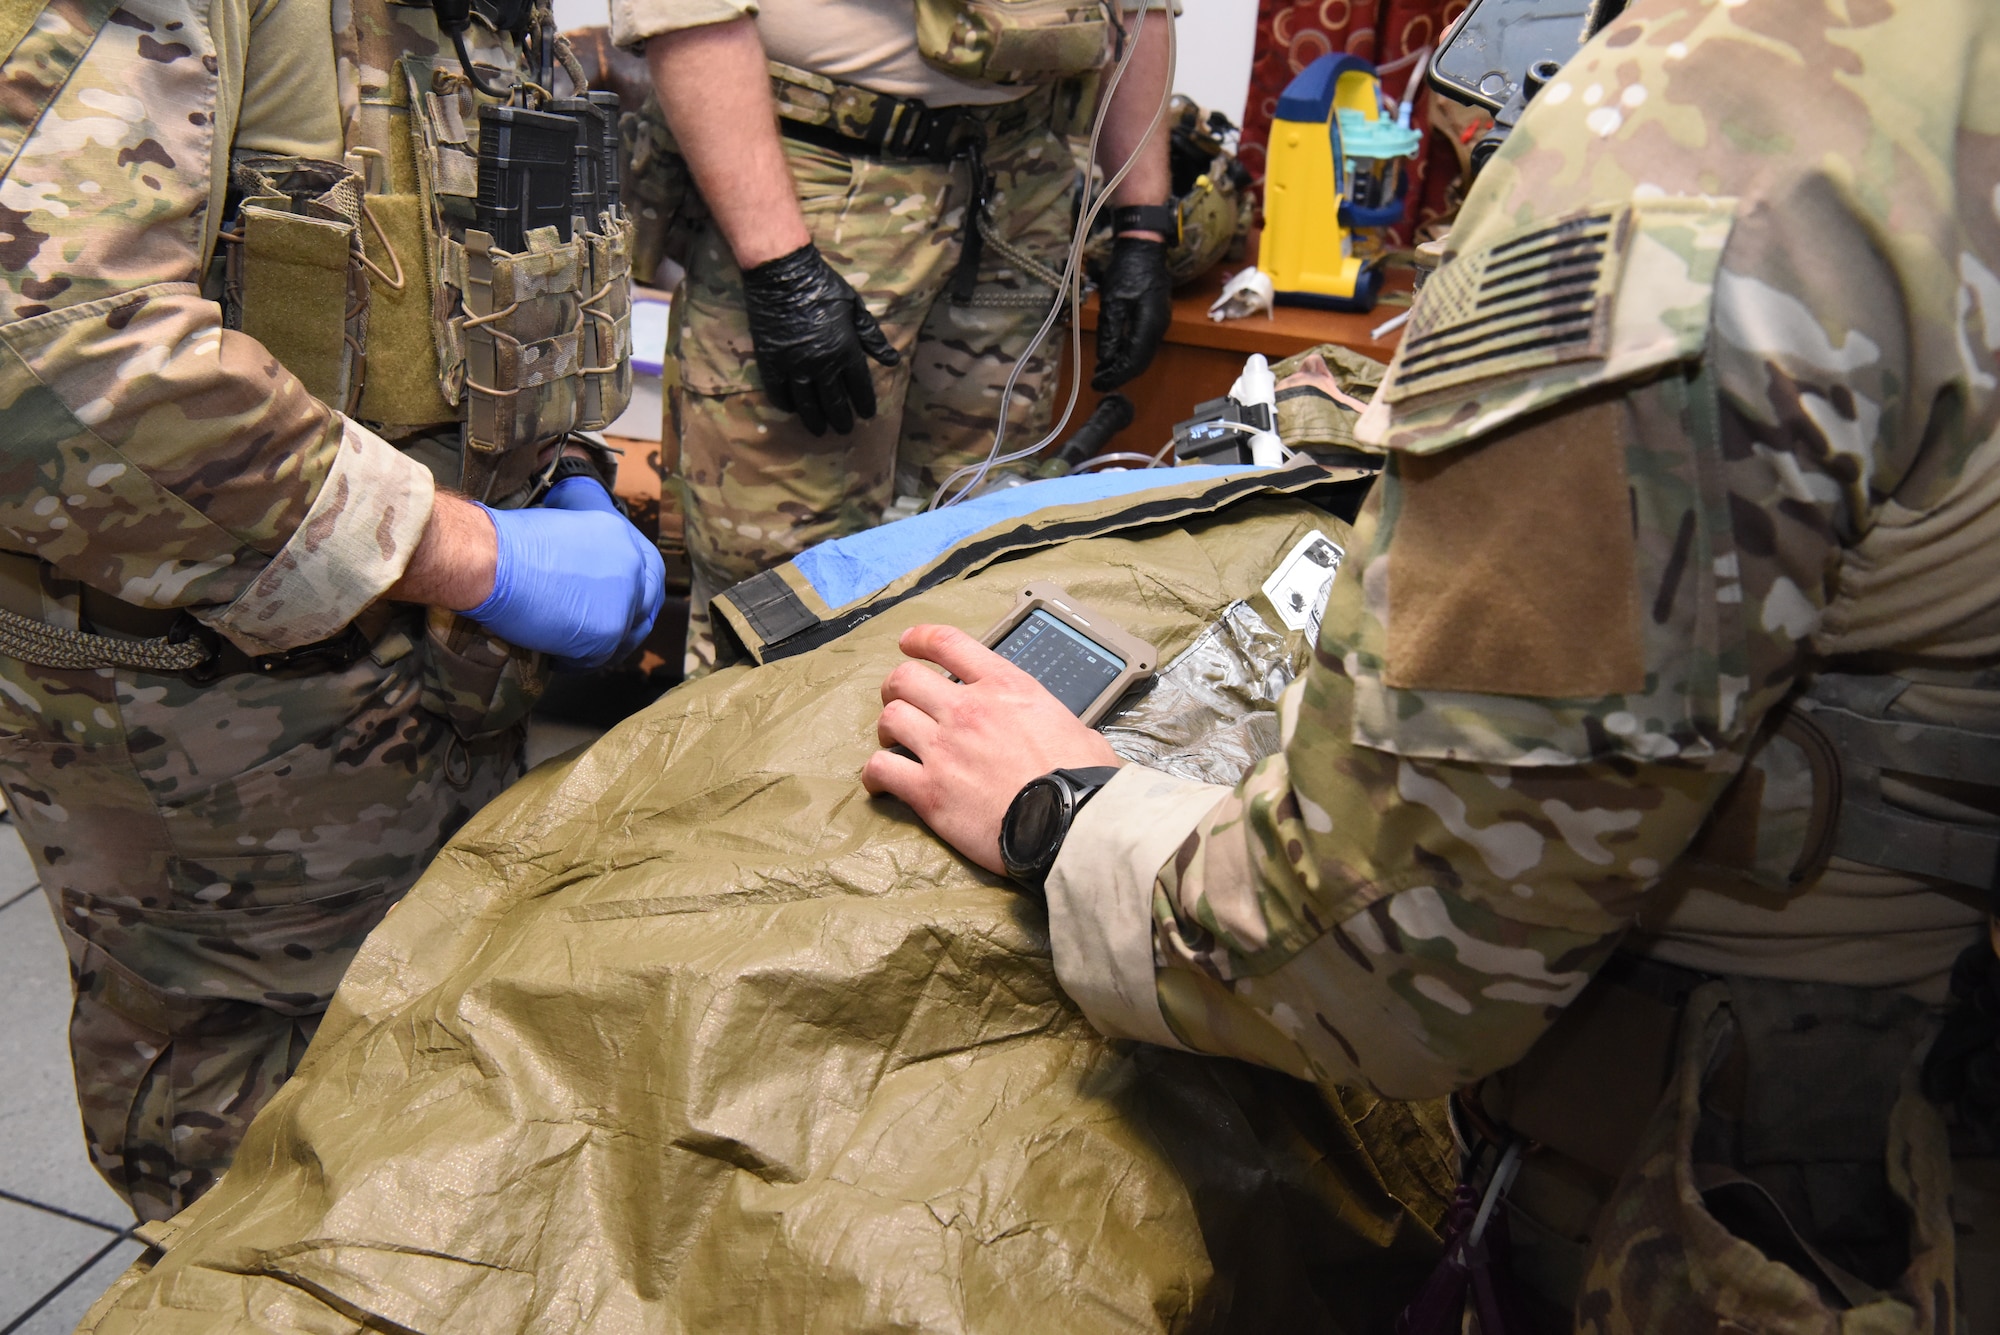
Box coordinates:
[535,451,626,516]
[1110,203,1178,243]
[1002,766,1124,895]
[1053,766,1122,794]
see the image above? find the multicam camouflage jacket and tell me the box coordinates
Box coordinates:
[0,0,591,658]
[0,0,421,653]
[1047,0,2000,1099]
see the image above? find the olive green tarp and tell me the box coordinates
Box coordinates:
[83,482,1454,1334]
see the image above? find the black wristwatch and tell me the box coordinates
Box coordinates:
[999,766,1122,895]
[1110,203,1179,244]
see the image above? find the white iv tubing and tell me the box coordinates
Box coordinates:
[928,3,1179,510]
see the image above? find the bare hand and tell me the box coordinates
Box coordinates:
[862,624,1120,875]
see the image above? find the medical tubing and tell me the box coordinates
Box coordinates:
[1069,451,1166,473]
[450,26,506,99]
[929,10,1143,508]
[929,3,1177,509]
[932,4,1170,506]
[1395,46,1432,124]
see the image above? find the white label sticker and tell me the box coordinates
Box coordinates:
[1260,530,1345,639]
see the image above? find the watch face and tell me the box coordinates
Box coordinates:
[1003,778,1066,870]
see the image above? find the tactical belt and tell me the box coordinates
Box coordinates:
[766,59,1045,164]
[0,592,401,684]
[765,63,1058,302]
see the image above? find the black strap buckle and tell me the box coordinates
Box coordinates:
[168,613,373,685]
[250,622,373,677]
[167,615,224,685]
[875,99,967,164]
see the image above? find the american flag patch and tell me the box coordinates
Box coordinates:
[1385,208,1632,403]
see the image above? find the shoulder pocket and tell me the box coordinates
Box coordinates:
[1331,196,1748,769]
[1357,197,1737,454]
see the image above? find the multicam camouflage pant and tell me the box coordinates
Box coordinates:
[0,610,521,1222]
[671,106,1079,674]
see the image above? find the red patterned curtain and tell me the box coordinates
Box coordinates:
[1239,0,1470,242]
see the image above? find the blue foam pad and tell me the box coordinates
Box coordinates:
[791,465,1266,610]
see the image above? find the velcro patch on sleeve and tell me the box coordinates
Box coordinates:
[1384,397,1645,700]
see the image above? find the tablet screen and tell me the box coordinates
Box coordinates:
[994,610,1126,717]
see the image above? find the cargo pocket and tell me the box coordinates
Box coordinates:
[60,879,398,1020]
[418,606,544,744]
[1574,984,1955,1334]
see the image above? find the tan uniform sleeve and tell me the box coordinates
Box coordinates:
[1045,766,1227,1050]
[610,0,756,50]
[0,0,434,654]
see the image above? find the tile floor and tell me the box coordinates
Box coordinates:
[0,815,141,1335]
[0,717,604,1331]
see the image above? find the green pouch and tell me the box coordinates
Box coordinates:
[914,0,1113,85]
[356,190,453,430]
[228,157,368,414]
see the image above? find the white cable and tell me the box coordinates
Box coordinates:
[1372,45,1428,77]
[1395,46,1432,126]
[1070,450,1166,472]
[929,4,1163,507]
[928,3,1178,509]
[1467,1138,1522,1248]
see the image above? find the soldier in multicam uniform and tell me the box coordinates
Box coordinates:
[0,0,662,1220]
[613,0,1180,675]
[865,0,2000,1327]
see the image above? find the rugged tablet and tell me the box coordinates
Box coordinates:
[981,583,1158,727]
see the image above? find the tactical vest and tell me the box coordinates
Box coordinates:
[218,0,634,504]
[1465,445,2000,1332]
[0,0,631,720]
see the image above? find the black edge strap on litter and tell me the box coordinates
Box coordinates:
[727,569,820,648]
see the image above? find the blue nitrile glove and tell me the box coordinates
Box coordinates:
[468,476,666,670]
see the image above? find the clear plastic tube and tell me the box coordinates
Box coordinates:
[1069,450,1170,473]
[1395,46,1432,126]
[928,4,1179,510]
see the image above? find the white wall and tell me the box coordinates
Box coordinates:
[1169,1,1257,126]
[549,0,1260,126]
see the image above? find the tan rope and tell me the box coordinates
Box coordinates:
[550,26,589,96]
[462,300,522,330]
[978,213,1065,290]
[0,605,209,673]
[359,197,406,292]
[964,213,1064,309]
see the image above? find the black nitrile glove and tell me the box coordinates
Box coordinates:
[741,241,900,436]
[1091,235,1172,391]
